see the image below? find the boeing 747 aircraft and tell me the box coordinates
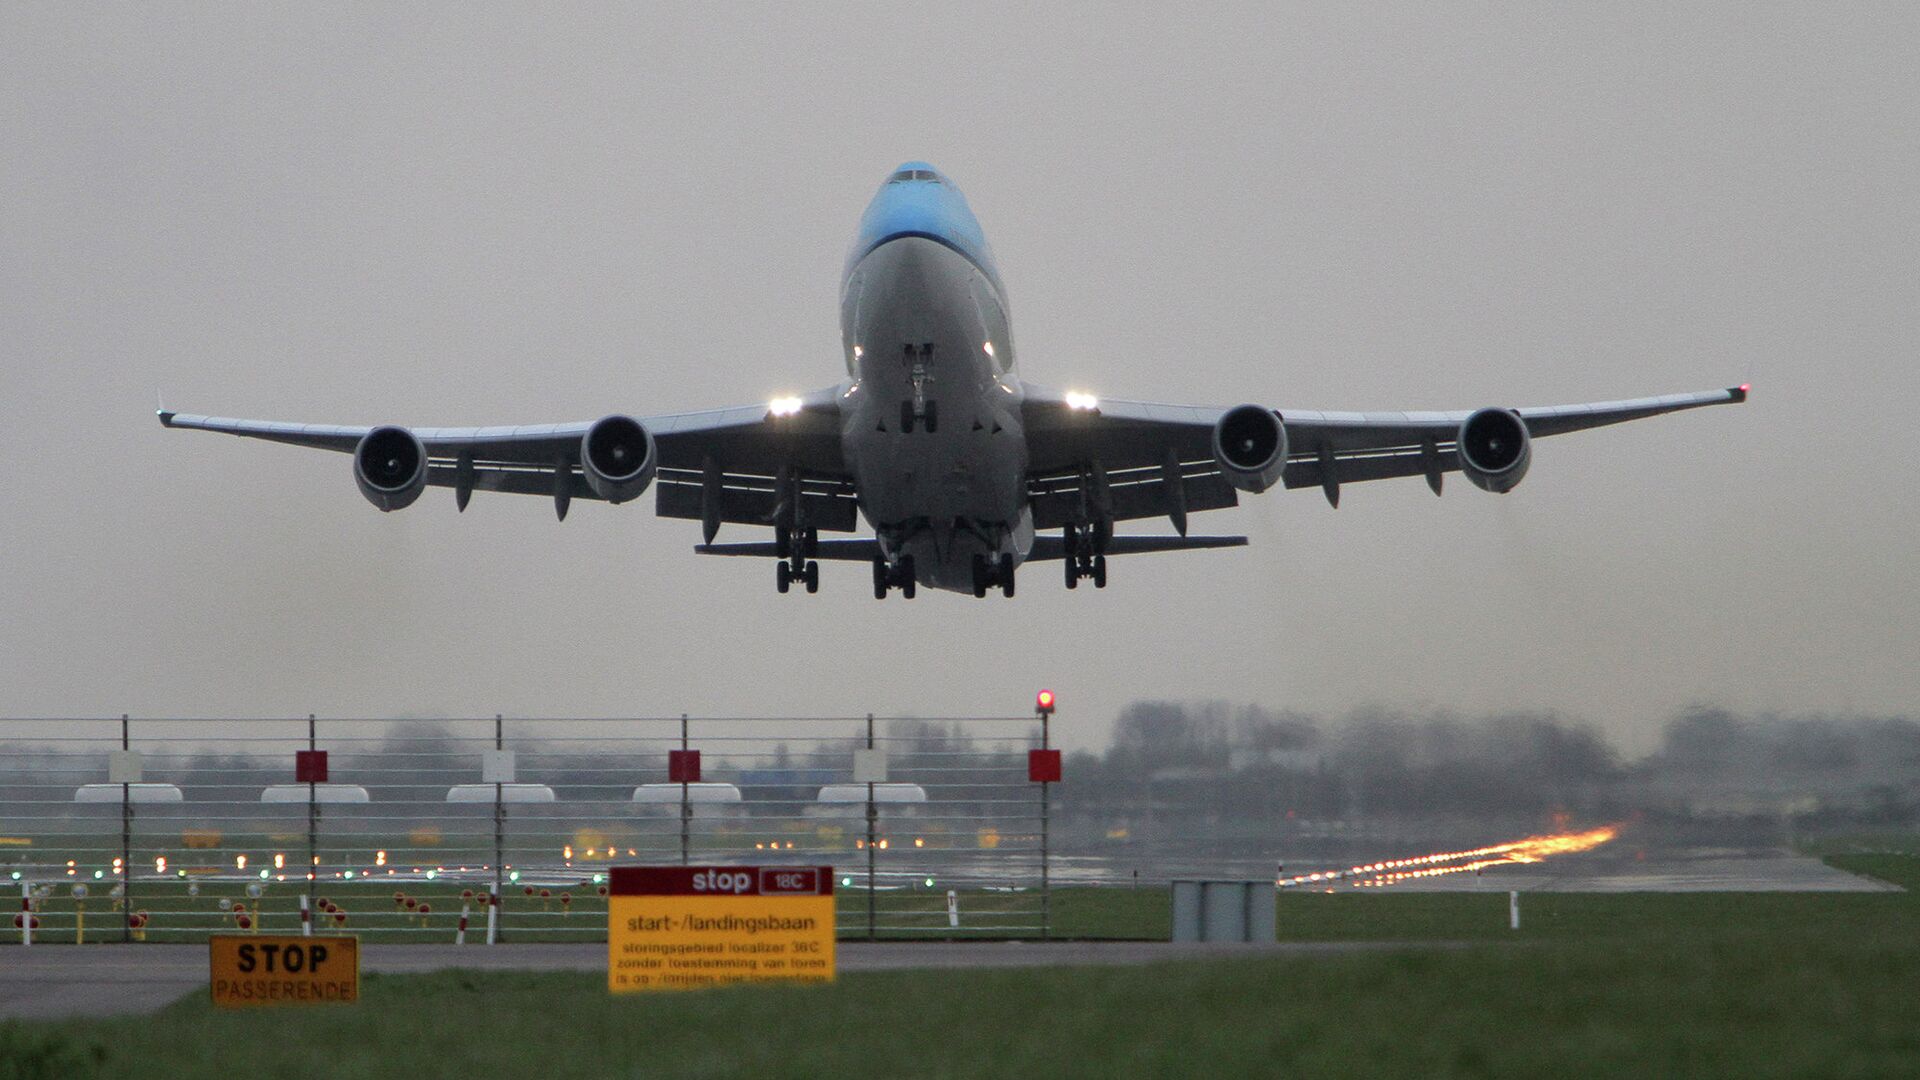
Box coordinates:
[160,162,1747,598]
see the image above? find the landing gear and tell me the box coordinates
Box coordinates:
[872,555,916,600]
[970,553,1016,598]
[899,399,938,434]
[777,559,819,595]
[1062,523,1110,589]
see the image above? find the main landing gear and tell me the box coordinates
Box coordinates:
[971,552,1016,599]
[872,555,917,600]
[1062,523,1108,590]
[776,526,819,595]
[777,559,819,594]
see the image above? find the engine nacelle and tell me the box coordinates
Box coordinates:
[1212,404,1288,494]
[1457,407,1532,493]
[580,414,657,504]
[353,426,428,512]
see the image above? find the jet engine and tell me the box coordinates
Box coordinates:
[1457,407,1532,493]
[1212,404,1288,493]
[353,426,429,512]
[580,414,657,504]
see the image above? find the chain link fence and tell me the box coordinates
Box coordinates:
[0,714,1058,944]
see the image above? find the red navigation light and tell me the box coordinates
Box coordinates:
[1035,690,1056,717]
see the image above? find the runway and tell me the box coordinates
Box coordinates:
[0,940,1417,1021]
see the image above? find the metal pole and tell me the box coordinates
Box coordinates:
[680,714,691,866]
[121,714,132,943]
[307,714,317,909]
[866,713,876,942]
[1041,710,1050,941]
[493,714,504,944]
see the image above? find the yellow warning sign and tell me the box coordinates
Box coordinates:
[209,935,358,1007]
[607,867,835,992]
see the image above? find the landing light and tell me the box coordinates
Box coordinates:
[1064,392,1098,411]
[769,396,804,418]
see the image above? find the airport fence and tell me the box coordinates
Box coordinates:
[0,714,1061,944]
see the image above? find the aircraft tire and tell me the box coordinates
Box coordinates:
[804,561,820,593]
[1065,557,1077,589]
[777,562,791,594]
[873,559,888,600]
[999,553,1015,598]
[1093,555,1107,589]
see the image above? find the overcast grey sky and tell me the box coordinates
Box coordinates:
[3,5,1915,753]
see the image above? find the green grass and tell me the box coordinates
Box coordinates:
[3,856,1917,1078]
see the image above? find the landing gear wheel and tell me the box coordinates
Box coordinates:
[971,554,989,598]
[899,555,917,599]
[1092,554,1107,589]
[922,400,938,434]
[900,401,916,434]
[873,558,888,600]
[999,553,1016,598]
[804,561,820,594]
[1065,556,1078,589]
[776,561,792,594]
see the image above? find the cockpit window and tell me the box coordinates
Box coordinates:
[888,169,940,183]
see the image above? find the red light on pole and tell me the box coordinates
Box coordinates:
[1035,690,1056,717]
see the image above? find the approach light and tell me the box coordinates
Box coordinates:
[1035,690,1056,717]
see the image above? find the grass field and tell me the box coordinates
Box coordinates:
[3,853,1917,1079]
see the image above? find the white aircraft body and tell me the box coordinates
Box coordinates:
[161,163,1748,597]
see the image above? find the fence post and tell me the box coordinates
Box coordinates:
[121,713,132,943]
[1040,707,1051,941]
[866,713,877,942]
[306,714,318,909]
[493,714,504,944]
[680,714,691,866]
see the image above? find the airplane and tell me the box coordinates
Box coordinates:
[159,161,1748,599]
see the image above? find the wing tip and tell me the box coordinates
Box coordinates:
[1729,383,1750,403]
[157,409,176,427]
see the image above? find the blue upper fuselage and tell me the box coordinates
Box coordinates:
[843,162,1003,295]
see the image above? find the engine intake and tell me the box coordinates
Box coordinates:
[1457,408,1531,493]
[1212,405,1288,493]
[353,426,428,512]
[580,414,657,504]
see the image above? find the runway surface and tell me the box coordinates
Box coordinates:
[0,940,1411,1021]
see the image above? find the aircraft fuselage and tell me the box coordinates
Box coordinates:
[837,164,1031,593]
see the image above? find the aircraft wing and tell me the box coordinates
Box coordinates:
[1019,382,1747,526]
[159,384,854,536]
